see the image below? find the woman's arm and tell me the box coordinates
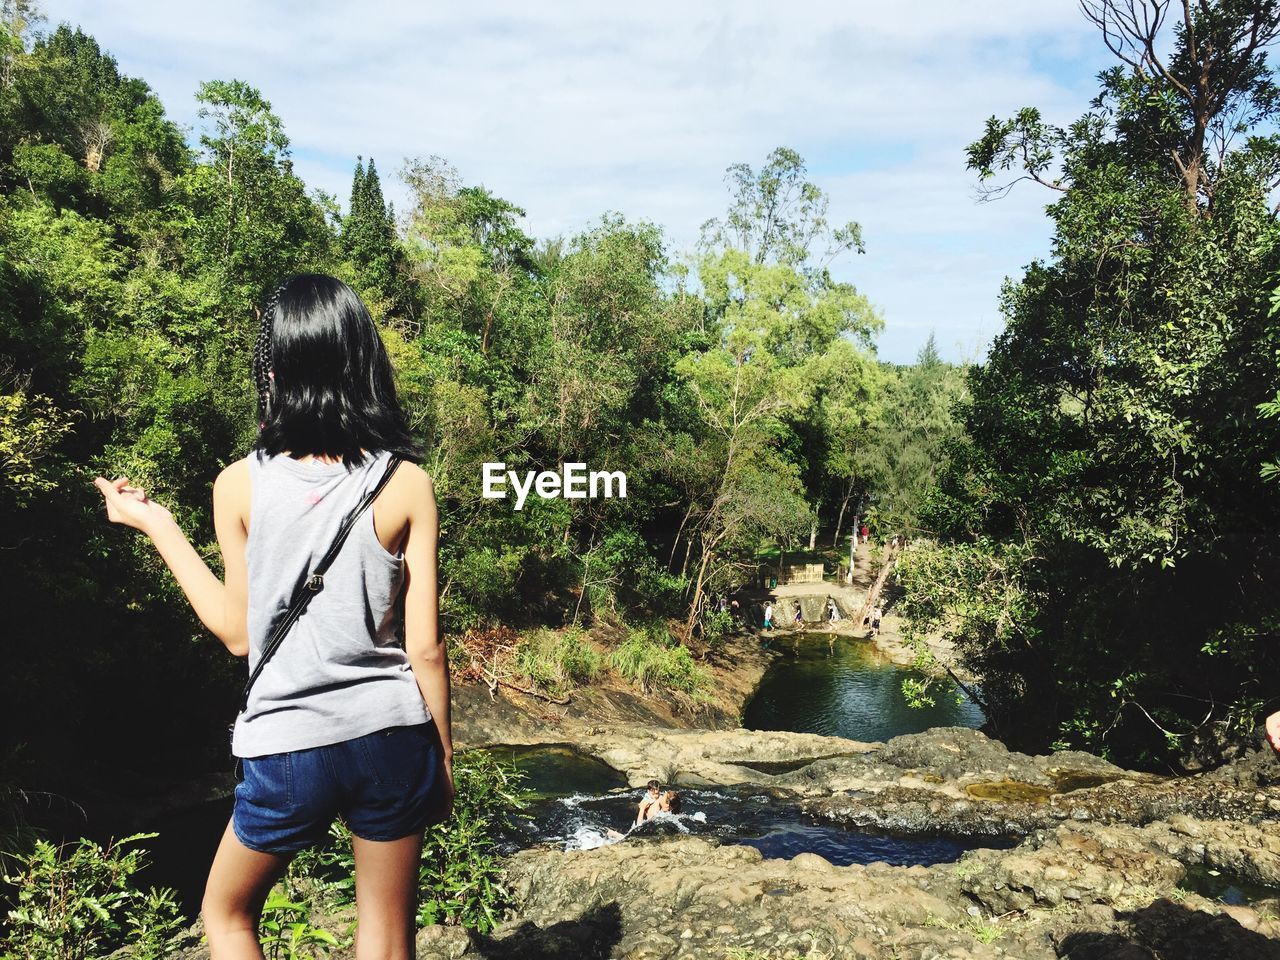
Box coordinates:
[1266,710,1280,757]
[93,462,250,657]
[401,465,455,813]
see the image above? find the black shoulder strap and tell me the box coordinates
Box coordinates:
[238,454,403,713]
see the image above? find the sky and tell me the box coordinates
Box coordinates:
[48,1,1116,364]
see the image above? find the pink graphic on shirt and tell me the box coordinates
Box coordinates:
[305,490,324,505]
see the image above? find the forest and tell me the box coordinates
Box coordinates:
[0,4,962,817]
[2,0,1279,904]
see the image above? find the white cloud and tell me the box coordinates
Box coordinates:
[48,0,1113,362]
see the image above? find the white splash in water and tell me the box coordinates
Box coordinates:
[564,825,625,851]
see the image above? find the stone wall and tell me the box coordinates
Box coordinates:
[760,562,825,586]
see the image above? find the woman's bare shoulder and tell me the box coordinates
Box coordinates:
[214,457,252,491]
[392,460,435,500]
[212,458,252,510]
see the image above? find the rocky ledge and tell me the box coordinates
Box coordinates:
[796,726,1280,840]
[170,726,1280,959]
[480,723,1280,838]
[409,727,1280,959]
[412,815,1280,959]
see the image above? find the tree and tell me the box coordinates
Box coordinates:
[862,339,966,534]
[184,78,331,311]
[341,156,411,319]
[699,145,864,272]
[909,0,1280,766]
[667,148,880,638]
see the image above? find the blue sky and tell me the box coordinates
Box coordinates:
[50,1,1115,364]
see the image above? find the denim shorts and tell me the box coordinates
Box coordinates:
[233,720,445,854]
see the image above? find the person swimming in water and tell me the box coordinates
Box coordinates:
[606,787,684,841]
[634,779,662,825]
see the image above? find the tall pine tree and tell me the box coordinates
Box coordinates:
[341,156,411,320]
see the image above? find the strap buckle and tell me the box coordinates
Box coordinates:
[306,574,324,592]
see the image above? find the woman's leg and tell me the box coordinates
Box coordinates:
[352,830,424,960]
[202,818,295,960]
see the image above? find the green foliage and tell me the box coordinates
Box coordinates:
[900,676,938,710]
[513,626,601,693]
[341,156,410,319]
[610,626,711,696]
[699,145,864,270]
[904,2,1280,765]
[580,527,687,621]
[701,608,736,648]
[0,377,73,501]
[861,339,967,532]
[0,833,185,960]
[417,751,529,933]
[256,889,343,960]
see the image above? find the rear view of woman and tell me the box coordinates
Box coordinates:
[94,274,453,960]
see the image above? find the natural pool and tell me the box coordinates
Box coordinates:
[743,633,984,741]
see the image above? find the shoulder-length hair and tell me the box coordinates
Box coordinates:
[251,273,423,466]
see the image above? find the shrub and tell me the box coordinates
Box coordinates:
[586,528,688,618]
[701,608,736,647]
[610,627,711,696]
[0,832,186,960]
[418,749,531,933]
[256,888,344,959]
[513,626,601,693]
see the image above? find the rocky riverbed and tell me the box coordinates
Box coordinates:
[166,721,1280,959]
[405,726,1280,960]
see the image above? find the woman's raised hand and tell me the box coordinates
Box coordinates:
[93,475,173,535]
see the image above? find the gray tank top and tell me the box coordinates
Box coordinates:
[231,448,430,758]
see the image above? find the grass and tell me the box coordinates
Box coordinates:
[951,858,983,881]
[924,912,1006,944]
[513,625,601,694]
[610,625,711,697]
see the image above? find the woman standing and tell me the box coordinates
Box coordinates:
[94,274,453,960]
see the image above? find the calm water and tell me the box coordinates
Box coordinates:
[743,634,984,741]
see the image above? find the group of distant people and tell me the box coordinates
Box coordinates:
[746,530,915,636]
[856,526,908,551]
[760,596,881,633]
[772,597,842,629]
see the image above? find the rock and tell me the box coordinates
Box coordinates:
[1222,904,1260,931]
[789,852,834,871]
[1168,814,1203,837]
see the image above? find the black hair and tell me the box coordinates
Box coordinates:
[251,273,423,466]
[647,779,661,792]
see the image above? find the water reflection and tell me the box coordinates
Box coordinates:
[743,634,984,741]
